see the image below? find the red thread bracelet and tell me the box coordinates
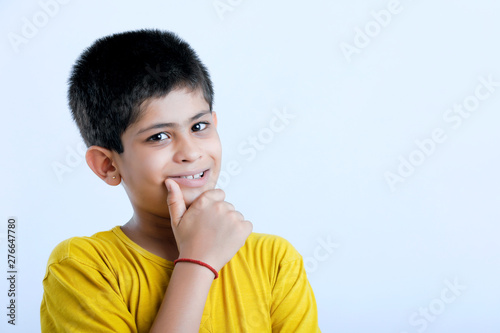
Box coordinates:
[174,258,219,279]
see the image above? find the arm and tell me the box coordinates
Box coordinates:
[149,179,253,333]
[271,254,321,332]
[149,262,214,332]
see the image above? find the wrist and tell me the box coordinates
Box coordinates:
[178,251,220,271]
[174,258,219,279]
[172,260,218,283]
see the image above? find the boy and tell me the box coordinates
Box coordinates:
[40,29,320,332]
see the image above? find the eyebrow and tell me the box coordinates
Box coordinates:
[136,110,211,135]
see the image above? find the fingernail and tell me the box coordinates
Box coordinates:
[166,180,172,192]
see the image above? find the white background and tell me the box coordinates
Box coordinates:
[1,0,499,332]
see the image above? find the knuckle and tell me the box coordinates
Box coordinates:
[232,210,244,221]
[215,189,226,200]
[245,220,253,233]
[214,200,226,212]
[196,193,210,206]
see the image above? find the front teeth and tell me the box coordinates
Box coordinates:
[181,171,204,179]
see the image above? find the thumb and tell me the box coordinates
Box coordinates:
[165,179,186,227]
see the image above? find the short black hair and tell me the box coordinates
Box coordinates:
[69,29,214,153]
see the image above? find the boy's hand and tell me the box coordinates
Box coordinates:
[165,179,253,272]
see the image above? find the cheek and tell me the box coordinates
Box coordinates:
[207,138,222,178]
[210,133,222,157]
[213,142,222,161]
[142,153,171,182]
[123,150,168,185]
[206,138,222,163]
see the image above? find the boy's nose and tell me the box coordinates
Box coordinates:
[172,136,202,163]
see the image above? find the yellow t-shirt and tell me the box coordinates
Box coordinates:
[40,227,321,332]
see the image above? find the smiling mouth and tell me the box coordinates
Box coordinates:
[169,170,206,179]
[179,171,204,179]
[167,169,210,188]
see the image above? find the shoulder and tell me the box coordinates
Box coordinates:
[241,232,302,265]
[229,233,307,289]
[44,228,121,278]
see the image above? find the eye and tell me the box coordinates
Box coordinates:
[192,122,209,132]
[147,132,169,142]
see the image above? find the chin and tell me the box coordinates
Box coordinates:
[182,187,206,207]
[178,173,218,207]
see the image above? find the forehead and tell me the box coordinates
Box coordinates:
[136,88,209,123]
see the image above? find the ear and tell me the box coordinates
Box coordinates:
[85,146,121,186]
[212,111,218,127]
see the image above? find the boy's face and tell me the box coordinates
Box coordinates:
[113,87,221,218]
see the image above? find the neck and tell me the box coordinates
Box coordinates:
[121,210,179,261]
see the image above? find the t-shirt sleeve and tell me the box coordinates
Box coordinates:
[269,238,321,332]
[40,240,137,333]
